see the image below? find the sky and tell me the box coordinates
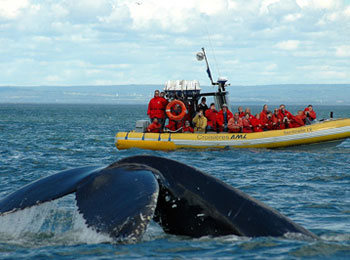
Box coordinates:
[0,0,350,87]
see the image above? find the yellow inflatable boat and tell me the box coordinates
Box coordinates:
[115,118,350,151]
[115,49,350,151]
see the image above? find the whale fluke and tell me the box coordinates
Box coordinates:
[75,164,159,242]
[0,166,102,215]
[117,156,318,239]
[0,155,318,242]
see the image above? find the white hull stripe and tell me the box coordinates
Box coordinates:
[116,126,350,147]
[173,126,350,147]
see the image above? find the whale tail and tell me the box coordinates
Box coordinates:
[0,156,318,242]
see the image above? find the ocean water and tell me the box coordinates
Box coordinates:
[0,103,350,259]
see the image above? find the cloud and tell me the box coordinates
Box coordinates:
[0,0,349,86]
[335,45,350,57]
[0,0,29,19]
[275,40,300,50]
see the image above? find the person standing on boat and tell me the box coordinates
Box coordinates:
[260,104,269,124]
[228,112,243,133]
[217,104,233,132]
[197,97,208,112]
[147,90,166,125]
[147,118,162,133]
[304,105,316,124]
[205,103,218,132]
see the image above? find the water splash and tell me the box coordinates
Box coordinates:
[0,198,113,247]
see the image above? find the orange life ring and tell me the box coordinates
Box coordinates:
[166,100,187,121]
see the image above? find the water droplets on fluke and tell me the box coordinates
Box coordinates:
[0,197,113,246]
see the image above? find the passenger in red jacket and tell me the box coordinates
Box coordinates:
[264,111,274,130]
[147,90,166,123]
[182,120,194,133]
[245,107,256,121]
[272,108,283,130]
[242,113,253,133]
[290,110,305,128]
[228,112,243,133]
[304,105,316,124]
[238,106,245,118]
[260,104,269,125]
[217,104,233,132]
[251,114,264,132]
[165,119,183,132]
[147,118,162,133]
[205,103,218,132]
[278,104,293,129]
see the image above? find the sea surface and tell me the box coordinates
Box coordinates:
[0,103,350,259]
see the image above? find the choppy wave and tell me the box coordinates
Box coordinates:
[0,104,349,259]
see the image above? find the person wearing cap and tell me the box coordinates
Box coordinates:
[205,103,218,132]
[217,104,233,132]
[197,97,208,113]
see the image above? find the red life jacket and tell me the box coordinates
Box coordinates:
[278,109,292,120]
[242,117,253,133]
[217,109,233,126]
[147,122,162,133]
[260,110,268,124]
[228,117,243,133]
[265,117,274,130]
[247,113,256,121]
[272,114,283,130]
[205,109,218,130]
[183,126,194,133]
[166,119,183,132]
[251,118,264,132]
[303,108,316,121]
[290,115,305,128]
[147,97,166,119]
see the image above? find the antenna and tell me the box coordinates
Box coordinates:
[196,48,216,86]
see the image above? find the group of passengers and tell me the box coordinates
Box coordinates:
[146,90,316,133]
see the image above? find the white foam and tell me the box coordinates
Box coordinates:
[0,198,113,246]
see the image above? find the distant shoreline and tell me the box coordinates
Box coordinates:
[1,84,349,105]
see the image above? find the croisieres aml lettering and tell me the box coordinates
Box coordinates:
[196,134,247,140]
